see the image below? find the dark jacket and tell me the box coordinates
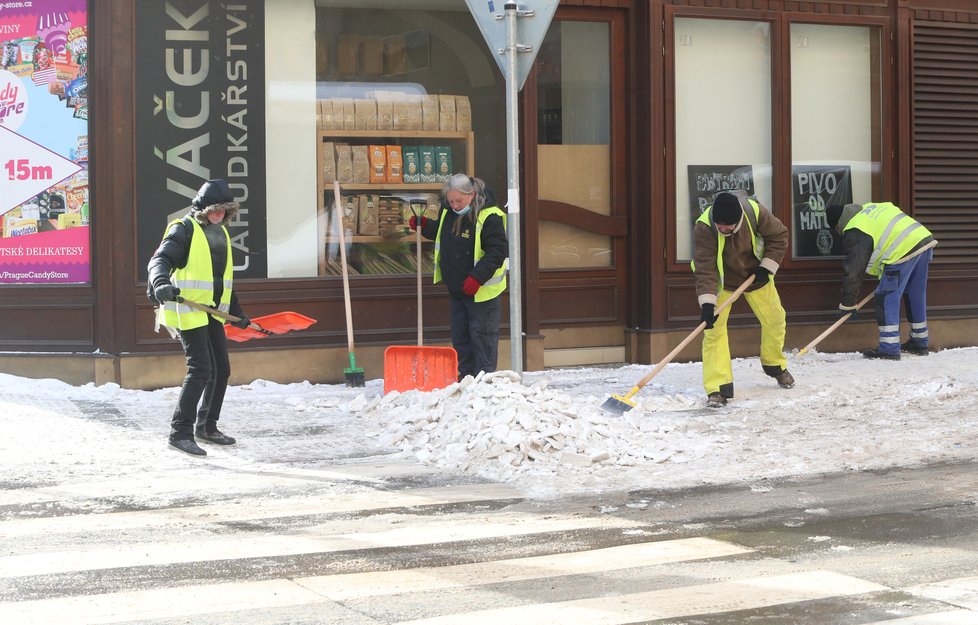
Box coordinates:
[420,204,508,298]
[836,204,935,307]
[146,215,245,319]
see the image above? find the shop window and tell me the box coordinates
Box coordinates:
[789,24,882,259]
[673,18,773,262]
[536,21,613,270]
[291,2,505,278]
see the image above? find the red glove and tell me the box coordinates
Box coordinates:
[408,215,428,231]
[462,276,482,296]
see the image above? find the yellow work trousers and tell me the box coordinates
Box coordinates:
[702,280,787,396]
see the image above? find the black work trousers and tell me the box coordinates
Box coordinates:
[170,316,231,441]
[449,294,501,379]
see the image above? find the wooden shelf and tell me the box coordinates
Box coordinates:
[332,183,444,191]
[317,128,474,276]
[326,234,419,243]
[319,129,472,140]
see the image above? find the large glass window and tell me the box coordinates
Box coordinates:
[673,18,772,262]
[273,1,504,278]
[536,20,613,269]
[790,23,882,259]
[136,0,503,280]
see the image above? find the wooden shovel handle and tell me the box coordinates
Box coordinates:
[632,275,756,391]
[797,291,874,356]
[179,298,270,334]
[332,181,357,354]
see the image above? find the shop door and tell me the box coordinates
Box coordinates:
[523,8,629,367]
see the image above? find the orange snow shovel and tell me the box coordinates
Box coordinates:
[383,203,457,394]
[179,299,316,342]
[602,275,756,415]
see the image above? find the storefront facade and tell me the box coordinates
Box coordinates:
[0,0,975,389]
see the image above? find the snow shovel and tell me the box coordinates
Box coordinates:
[796,292,874,356]
[178,299,317,341]
[602,275,756,415]
[333,181,365,387]
[383,203,458,394]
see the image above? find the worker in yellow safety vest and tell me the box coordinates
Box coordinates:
[409,173,508,380]
[692,190,794,408]
[826,202,937,360]
[147,179,254,456]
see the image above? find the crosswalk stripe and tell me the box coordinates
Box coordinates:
[858,612,978,625]
[906,576,978,611]
[0,579,322,625]
[0,538,750,625]
[294,537,752,600]
[389,570,889,625]
[1,483,522,537]
[0,513,643,578]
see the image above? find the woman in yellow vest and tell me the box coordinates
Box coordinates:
[692,191,795,408]
[826,202,936,360]
[408,174,508,380]
[147,179,253,456]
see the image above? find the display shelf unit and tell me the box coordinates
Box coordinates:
[317,129,475,276]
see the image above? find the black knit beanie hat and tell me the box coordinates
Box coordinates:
[711,192,743,225]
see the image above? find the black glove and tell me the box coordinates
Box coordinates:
[231,315,250,330]
[836,304,857,322]
[753,266,772,285]
[153,283,180,303]
[700,303,718,329]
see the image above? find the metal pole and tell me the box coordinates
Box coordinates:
[504,2,523,375]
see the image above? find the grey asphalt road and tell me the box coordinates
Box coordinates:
[2,446,977,624]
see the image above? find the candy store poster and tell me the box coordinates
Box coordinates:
[0,0,88,284]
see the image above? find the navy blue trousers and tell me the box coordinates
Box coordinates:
[874,248,932,356]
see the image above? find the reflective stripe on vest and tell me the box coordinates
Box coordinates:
[433,206,508,302]
[158,219,234,330]
[843,202,932,277]
[690,195,765,290]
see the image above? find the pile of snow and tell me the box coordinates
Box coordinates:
[359,349,978,495]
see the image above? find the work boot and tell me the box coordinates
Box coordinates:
[901,340,929,356]
[862,348,900,361]
[169,438,207,456]
[763,365,795,389]
[706,393,727,408]
[775,370,795,389]
[195,426,236,445]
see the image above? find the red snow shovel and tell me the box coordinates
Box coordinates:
[383,203,458,394]
[179,299,317,342]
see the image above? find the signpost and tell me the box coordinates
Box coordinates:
[465,0,558,375]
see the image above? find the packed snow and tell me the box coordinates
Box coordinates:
[3,346,977,498]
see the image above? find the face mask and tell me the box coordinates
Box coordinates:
[453,204,471,216]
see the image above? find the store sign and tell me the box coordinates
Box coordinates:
[687,164,755,221]
[135,0,267,279]
[0,0,90,284]
[792,164,850,258]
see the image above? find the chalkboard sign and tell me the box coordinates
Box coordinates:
[792,165,851,258]
[687,165,754,221]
